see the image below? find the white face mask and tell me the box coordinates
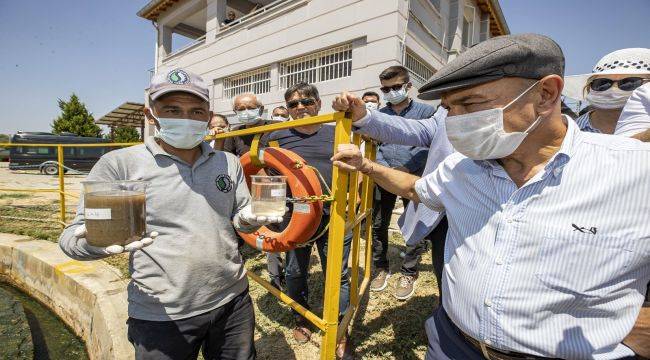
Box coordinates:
[445,81,543,160]
[383,85,408,105]
[585,87,633,109]
[271,115,288,122]
[365,102,378,111]
[153,115,208,149]
[236,108,261,124]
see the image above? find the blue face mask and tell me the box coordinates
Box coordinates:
[153,114,208,149]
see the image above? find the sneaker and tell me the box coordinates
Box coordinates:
[292,318,312,344]
[336,335,354,359]
[370,269,391,292]
[393,274,417,300]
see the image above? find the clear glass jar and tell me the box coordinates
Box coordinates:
[250,175,287,217]
[81,180,148,247]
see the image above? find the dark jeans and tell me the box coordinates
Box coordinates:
[266,252,284,289]
[285,220,352,320]
[426,216,448,300]
[372,185,429,276]
[127,290,255,360]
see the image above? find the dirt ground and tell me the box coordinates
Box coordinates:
[0,162,84,207]
[0,163,438,360]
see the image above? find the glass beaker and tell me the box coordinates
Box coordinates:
[82,180,148,247]
[251,175,287,217]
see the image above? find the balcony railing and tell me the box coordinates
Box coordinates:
[218,0,306,34]
[164,34,207,61]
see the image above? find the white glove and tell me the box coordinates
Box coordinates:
[238,204,284,227]
[74,225,158,255]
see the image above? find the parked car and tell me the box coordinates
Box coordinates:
[8,132,112,174]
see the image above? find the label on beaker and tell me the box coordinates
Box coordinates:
[271,188,286,197]
[86,208,112,220]
[293,203,310,214]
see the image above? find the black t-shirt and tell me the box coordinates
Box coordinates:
[223,123,270,157]
[263,125,335,219]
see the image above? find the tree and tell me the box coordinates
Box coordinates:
[51,94,102,137]
[109,127,141,143]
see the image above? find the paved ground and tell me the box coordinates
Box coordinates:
[0,162,84,207]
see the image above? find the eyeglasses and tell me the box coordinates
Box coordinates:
[287,98,316,109]
[379,83,406,93]
[589,77,650,92]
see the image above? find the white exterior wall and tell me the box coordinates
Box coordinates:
[154,0,404,119]
[143,0,498,136]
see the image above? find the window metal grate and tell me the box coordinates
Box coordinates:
[279,43,352,89]
[223,66,271,98]
[405,50,435,87]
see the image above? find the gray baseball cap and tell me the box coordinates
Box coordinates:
[148,68,210,102]
[418,33,565,100]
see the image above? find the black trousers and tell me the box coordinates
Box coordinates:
[372,185,430,276]
[127,290,255,360]
[426,216,448,302]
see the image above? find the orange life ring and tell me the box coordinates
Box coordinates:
[239,147,324,252]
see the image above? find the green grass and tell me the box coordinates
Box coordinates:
[0,205,63,241]
[1,202,439,359]
[0,193,30,199]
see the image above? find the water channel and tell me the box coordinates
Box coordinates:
[0,282,88,359]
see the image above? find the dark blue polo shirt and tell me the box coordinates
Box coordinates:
[376,99,435,175]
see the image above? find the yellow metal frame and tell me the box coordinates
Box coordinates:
[1,112,376,359]
[210,112,376,359]
[0,142,141,226]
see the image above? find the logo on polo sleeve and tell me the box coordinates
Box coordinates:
[215,174,233,193]
[167,69,189,84]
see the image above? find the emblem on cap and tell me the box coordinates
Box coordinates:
[167,69,189,85]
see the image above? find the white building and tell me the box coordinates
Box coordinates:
[138,0,508,134]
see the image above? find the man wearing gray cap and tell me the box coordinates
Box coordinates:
[332,34,650,359]
[59,68,281,360]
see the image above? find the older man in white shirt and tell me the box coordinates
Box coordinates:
[332,34,650,359]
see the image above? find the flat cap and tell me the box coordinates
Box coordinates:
[418,33,565,100]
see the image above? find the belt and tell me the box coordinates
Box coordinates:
[445,312,558,360]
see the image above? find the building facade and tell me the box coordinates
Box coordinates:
[138,0,508,135]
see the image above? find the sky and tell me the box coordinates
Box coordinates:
[1,0,649,135]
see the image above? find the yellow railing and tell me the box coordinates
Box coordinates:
[0,142,141,226]
[1,112,375,359]
[211,112,376,359]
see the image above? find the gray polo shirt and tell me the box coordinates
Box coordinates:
[59,138,256,321]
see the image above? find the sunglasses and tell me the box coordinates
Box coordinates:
[379,83,407,93]
[287,98,316,109]
[589,77,650,92]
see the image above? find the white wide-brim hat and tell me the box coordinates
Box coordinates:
[563,48,650,101]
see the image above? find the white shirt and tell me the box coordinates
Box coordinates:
[615,83,650,137]
[415,117,650,358]
[354,108,454,244]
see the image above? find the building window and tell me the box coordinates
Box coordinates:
[479,12,490,41]
[405,50,435,88]
[223,66,271,98]
[279,43,352,89]
[462,5,477,48]
[428,0,440,11]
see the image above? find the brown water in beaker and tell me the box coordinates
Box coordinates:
[84,190,146,247]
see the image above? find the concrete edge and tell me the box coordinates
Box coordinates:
[0,233,133,360]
